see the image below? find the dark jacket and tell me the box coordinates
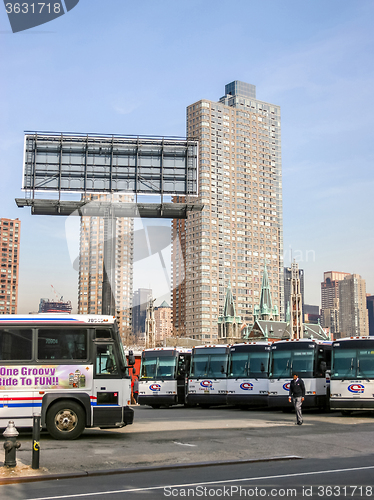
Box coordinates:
[289,378,305,398]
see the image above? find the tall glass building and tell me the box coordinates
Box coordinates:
[172,81,284,341]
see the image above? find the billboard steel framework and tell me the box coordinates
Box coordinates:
[16,132,202,317]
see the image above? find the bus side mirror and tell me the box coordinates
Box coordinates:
[128,350,135,366]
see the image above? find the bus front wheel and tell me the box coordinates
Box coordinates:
[46,400,85,440]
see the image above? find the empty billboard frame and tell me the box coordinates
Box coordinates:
[22,132,199,197]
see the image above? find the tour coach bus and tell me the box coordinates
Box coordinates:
[330,337,374,413]
[187,345,230,407]
[0,314,135,439]
[227,342,271,408]
[138,348,191,408]
[268,339,331,409]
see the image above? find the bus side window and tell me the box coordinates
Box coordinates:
[96,344,118,376]
[37,328,87,360]
[0,328,33,361]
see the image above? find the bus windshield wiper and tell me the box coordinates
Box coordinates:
[277,360,290,380]
[357,359,370,381]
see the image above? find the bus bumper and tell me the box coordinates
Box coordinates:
[186,394,227,406]
[330,398,374,411]
[138,395,177,407]
[268,395,325,408]
[227,394,268,407]
[95,405,134,428]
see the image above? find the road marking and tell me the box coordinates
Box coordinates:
[25,464,374,500]
[172,441,197,447]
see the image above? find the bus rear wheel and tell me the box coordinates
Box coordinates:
[46,401,85,440]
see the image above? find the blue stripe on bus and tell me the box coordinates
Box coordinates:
[0,403,42,408]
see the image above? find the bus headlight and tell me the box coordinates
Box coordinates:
[331,393,341,397]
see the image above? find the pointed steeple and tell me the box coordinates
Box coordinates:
[223,281,236,317]
[259,263,273,318]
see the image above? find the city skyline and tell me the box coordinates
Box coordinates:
[0,1,373,314]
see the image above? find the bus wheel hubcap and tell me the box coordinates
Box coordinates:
[55,410,77,432]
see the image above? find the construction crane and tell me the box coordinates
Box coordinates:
[50,285,63,302]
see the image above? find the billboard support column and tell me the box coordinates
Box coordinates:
[102,205,116,316]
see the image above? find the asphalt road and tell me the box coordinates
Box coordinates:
[2,455,374,500]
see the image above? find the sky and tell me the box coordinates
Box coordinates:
[0,0,373,314]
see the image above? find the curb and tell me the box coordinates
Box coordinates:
[0,455,301,485]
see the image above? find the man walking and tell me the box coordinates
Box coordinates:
[133,375,139,404]
[289,373,305,425]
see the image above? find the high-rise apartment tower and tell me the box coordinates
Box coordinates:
[172,81,283,341]
[0,218,20,314]
[321,271,350,335]
[78,194,133,343]
[339,274,369,337]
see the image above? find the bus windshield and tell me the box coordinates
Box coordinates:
[332,348,374,379]
[229,351,268,379]
[270,349,314,378]
[141,356,177,379]
[190,354,228,379]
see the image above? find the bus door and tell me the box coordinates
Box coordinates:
[176,353,190,404]
[92,342,125,427]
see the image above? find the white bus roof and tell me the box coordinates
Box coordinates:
[0,314,116,325]
[142,347,192,353]
[334,336,372,342]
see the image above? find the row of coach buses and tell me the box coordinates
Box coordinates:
[139,337,374,413]
[139,339,332,409]
[0,314,135,439]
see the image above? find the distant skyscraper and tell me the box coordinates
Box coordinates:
[339,274,369,337]
[367,295,374,336]
[132,288,153,340]
[154,301,173,343]
[321,271,350,335]
[78,194,133,343]
[284,266,304,318]
[0,218,20,314]
[172,81,283,341]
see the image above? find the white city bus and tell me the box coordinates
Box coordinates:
[0,314,135,439]
[187,345,229,408]
[268,339,331,410]
[138,348,191,408]
[330,337,374,414]
[227,342,270,408]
